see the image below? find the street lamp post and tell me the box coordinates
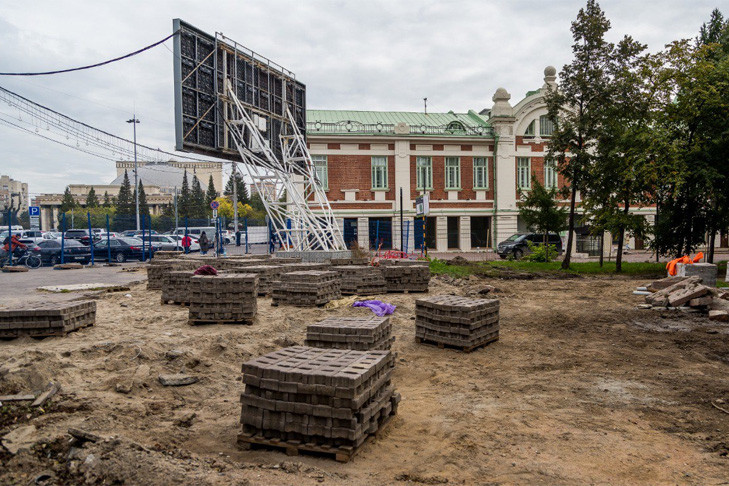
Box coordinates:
[127,116,140,231]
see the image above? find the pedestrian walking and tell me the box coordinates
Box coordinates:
[181,234,192,254]
[199,231,210,255]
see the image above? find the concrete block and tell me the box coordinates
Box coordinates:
[677,262,717,287]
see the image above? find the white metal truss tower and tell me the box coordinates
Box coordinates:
[223,80,345,251]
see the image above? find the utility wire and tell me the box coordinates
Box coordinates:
[0,31,179,76]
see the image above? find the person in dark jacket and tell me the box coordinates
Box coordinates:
[198,231,210,255]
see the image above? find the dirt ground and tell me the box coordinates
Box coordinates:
[1,272,729,485]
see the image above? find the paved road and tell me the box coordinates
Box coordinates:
[0,263,147,306]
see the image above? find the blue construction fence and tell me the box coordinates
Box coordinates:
[341,217,430,255]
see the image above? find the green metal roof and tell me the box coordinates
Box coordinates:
[306,109,492,137]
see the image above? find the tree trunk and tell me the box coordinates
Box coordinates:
[561,184,578,270]
[544,232,548,261]
[599,232,604,267]
[708,229,716,263]
[615,200,630,273]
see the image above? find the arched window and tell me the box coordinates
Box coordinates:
[524,120,535,136]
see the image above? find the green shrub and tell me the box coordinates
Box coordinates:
[525,241,558,262]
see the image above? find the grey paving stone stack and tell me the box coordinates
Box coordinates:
[226,265,285,296]
[147,260,183,290]
[305,317,393,351]
[161,270,195,305]
[330,257,369,266]
[380,261,430,293]
[188,274,259,324]
[152,251,181,260]
[279,262,331,273]
[415,295,500,351]
[332,265,387,296]
[238,346,400,462]
[0,301,96,338]
[271,271,341,307]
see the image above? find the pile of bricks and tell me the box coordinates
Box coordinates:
[226,265,285,296]
[332,265,387,296]
[415,295,500,351]
[330,257,369,266]
[152,251,181,260]
[642,275,729,321]
[280,262,331,273]
[147,260,184,290]
[380,261,430,293]
[161,270,195,305]
[0,301,96,338]
[238,346,400,462]
[271,271,341,307]
[305,317,393,351]
[188,274,258,324]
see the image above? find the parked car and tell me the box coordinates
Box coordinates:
[64,229,95,246]
[36,239,91,266]
[92,237,153,263]
[497,233,563,259]
[169,235,201,252]
[97,232,120,239]
[42,232,63,240]
[148,234,185,251]
[15,230,45,244]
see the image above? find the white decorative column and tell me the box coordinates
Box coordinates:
[489,87,518,247]
[459,216,471,251]
[436,216,448,251]
[357,217,369,249]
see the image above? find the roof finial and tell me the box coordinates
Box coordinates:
[423,97,427,115]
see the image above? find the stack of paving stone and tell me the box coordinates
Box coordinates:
[0,301,96,338]
[332,265,387,296]
[415,295,499,351]
[214,256,270,271]
[226,265,285,296]
[147,260,183,290]
[305,317,394,351]
[271,271,341,306]
[280,262,331,273]
[330,257,369,266]
[380,260,430,293]
[161,270,195,305]
[188,274,258,324]
[238,346,400,462]
[152,250,182,260]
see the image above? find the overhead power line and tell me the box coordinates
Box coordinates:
[0,31,179,76]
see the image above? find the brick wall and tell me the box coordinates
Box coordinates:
[324,154,396,202]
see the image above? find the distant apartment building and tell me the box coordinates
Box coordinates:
[0,175,29,213]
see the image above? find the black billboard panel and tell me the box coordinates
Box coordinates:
[173,19,306,161]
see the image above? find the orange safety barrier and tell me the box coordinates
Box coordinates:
[666,253,704,276]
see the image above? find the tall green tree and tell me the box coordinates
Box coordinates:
[545,0,615,270]
[116,170,133,216]
[85,187,99,208]
[191,174,206,219]
[179,170,191,219]
[205,175,218,210]
[224,171,249,205]
[134,180,151,221]
[518,177,567,261]
[58,187,77,226]
[102,191,112,208]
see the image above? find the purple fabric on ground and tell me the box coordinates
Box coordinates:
[194,265,218,276]
[352,300,396,316]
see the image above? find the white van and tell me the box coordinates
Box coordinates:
[173,227,230,244]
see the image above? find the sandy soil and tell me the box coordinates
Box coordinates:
[1,273,729,485]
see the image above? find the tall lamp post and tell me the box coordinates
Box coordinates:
[126,116,140,231]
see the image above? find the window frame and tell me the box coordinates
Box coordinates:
[517,157,531,190]
[539,115,555,137]
[473,157,489,190]
[371,156,388,190]
[444,156,461,190]
[544,160,558,189]
[311,154,328,190]
[524,120,535,137]
[415,156,433,191]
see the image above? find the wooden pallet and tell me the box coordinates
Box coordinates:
[415,335,498,353]
[386,288,429,294]
[237,413,394,463]
[161,299,189,306]
[188,319,253,326]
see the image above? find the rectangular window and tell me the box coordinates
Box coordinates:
[517,157,531,189]
[539,115,555,136]
[416,156,432,190]
[311,154,328,189]
[545,160,557,189]
[371,156,388,189]
[473,157,489,189]
[445,157,460,189]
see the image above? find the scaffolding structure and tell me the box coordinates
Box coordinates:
[223,79,344,251]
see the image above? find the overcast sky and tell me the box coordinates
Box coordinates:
[0,0,721,198]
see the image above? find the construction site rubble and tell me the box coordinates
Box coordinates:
[0,301,96,338]
[188,274,258,324]
[415,295,500,351]
[305,316,394,351]
[238,346,399,462]
[640,275,729,321]
[271,270,341,307]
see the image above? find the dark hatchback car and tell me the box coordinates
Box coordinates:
[37,239,91,265]
[93,237,152,263]
[64,229,95,246]
[497,233,563,259]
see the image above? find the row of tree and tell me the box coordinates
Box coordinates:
[529,2,729,271]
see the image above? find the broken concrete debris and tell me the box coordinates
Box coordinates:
[639,275,729,318]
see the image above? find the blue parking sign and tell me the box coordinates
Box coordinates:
[29,206,40,216]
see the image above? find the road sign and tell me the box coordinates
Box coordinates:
[210,200,219,210]
[29,206,40,216]
[30,215,40,230]
[415,195,429,217]
[212,209,218,218]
